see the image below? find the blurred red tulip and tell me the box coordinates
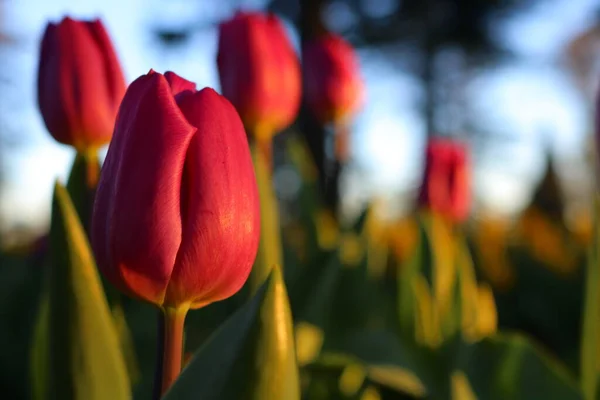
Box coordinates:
[91,70,260,309]
[37,17,126,151]
[217,12,301,139]
[418,139,470,223]
[302,33,364,125]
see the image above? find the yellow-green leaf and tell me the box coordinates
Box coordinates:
[164,266,300,400]
[35,182,130,400]
[458,333,581,400]
[451,370,477,400]
[30,293,49,400]
[580,195,600,400]
[398,217,430,341]
[65,150,139,383]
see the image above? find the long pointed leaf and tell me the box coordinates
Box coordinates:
[581,196,600,400]
[398,217,430,340]
[458,333,582,400]
[164,266,299,400]
[65,151,139,383]
[41,182,130,399]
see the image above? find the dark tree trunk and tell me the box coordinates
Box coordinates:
[423,0,436,139]
[297,0,341,216]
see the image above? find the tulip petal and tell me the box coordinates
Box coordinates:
[38,23,62,136]
[418,139,470,222]
[302,34,363,124]
[165,88,260,308]
[92,71,196,305]
[164,71,197,95]
[217,15,251,113]
[85,19,127,114]
[37,17,120,149]
[449,149,470,221]
[217,12,300,134]
[265,15,301,129]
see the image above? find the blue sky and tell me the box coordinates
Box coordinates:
[0,0,598,230]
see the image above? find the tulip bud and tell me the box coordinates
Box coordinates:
[37,17,126,151]
[302,33,364,126]
[91,70,260,309]
[217,12,301,140]
[418,139,470,223]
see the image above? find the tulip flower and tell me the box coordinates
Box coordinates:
[91,70,260,393]
[302,33,364,126]
[92,69,260,310]
[37,16,126,151]
[302,33,363,216]
[418,139,470,223]
[217,12,301,141]
[218,12,299,292]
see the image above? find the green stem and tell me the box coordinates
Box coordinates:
[66,149,100,233]
[581,196,600,400]
[160,306,188,396]
[67,148,100,188]
[248,136,283,294]
[324,121,350,220]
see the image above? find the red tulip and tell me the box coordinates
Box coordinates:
[91,70,260,309]
[37,17,126,151]
[302,33,364,125]
[418,139,470,223]
[217,12,301,139]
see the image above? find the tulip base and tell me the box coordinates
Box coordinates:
[154,305,189,398]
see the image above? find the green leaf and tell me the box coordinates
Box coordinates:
[458,333,582,400]
[328,330,448,398]
[164,266,300,400]
[30,293,49,400]
[398,217,431,340]
[285,135,325,260]
[65,151,117,302]
[33,182,130,400]
[66,150,140,384]
[111,305,141,385]
[581,196,600,400]
[366,364,426,397]
[351,207,370,234]
[453,235,487,342]
[329,257,380,341]
[292,253,340,366]
[306,354,426,398]
[292,252,341,328]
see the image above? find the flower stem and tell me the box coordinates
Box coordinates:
[66,149,100,234]
[333,122,351,163]
[249,137,282,293]
[82,147,100,188]
[158,306,188,396]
